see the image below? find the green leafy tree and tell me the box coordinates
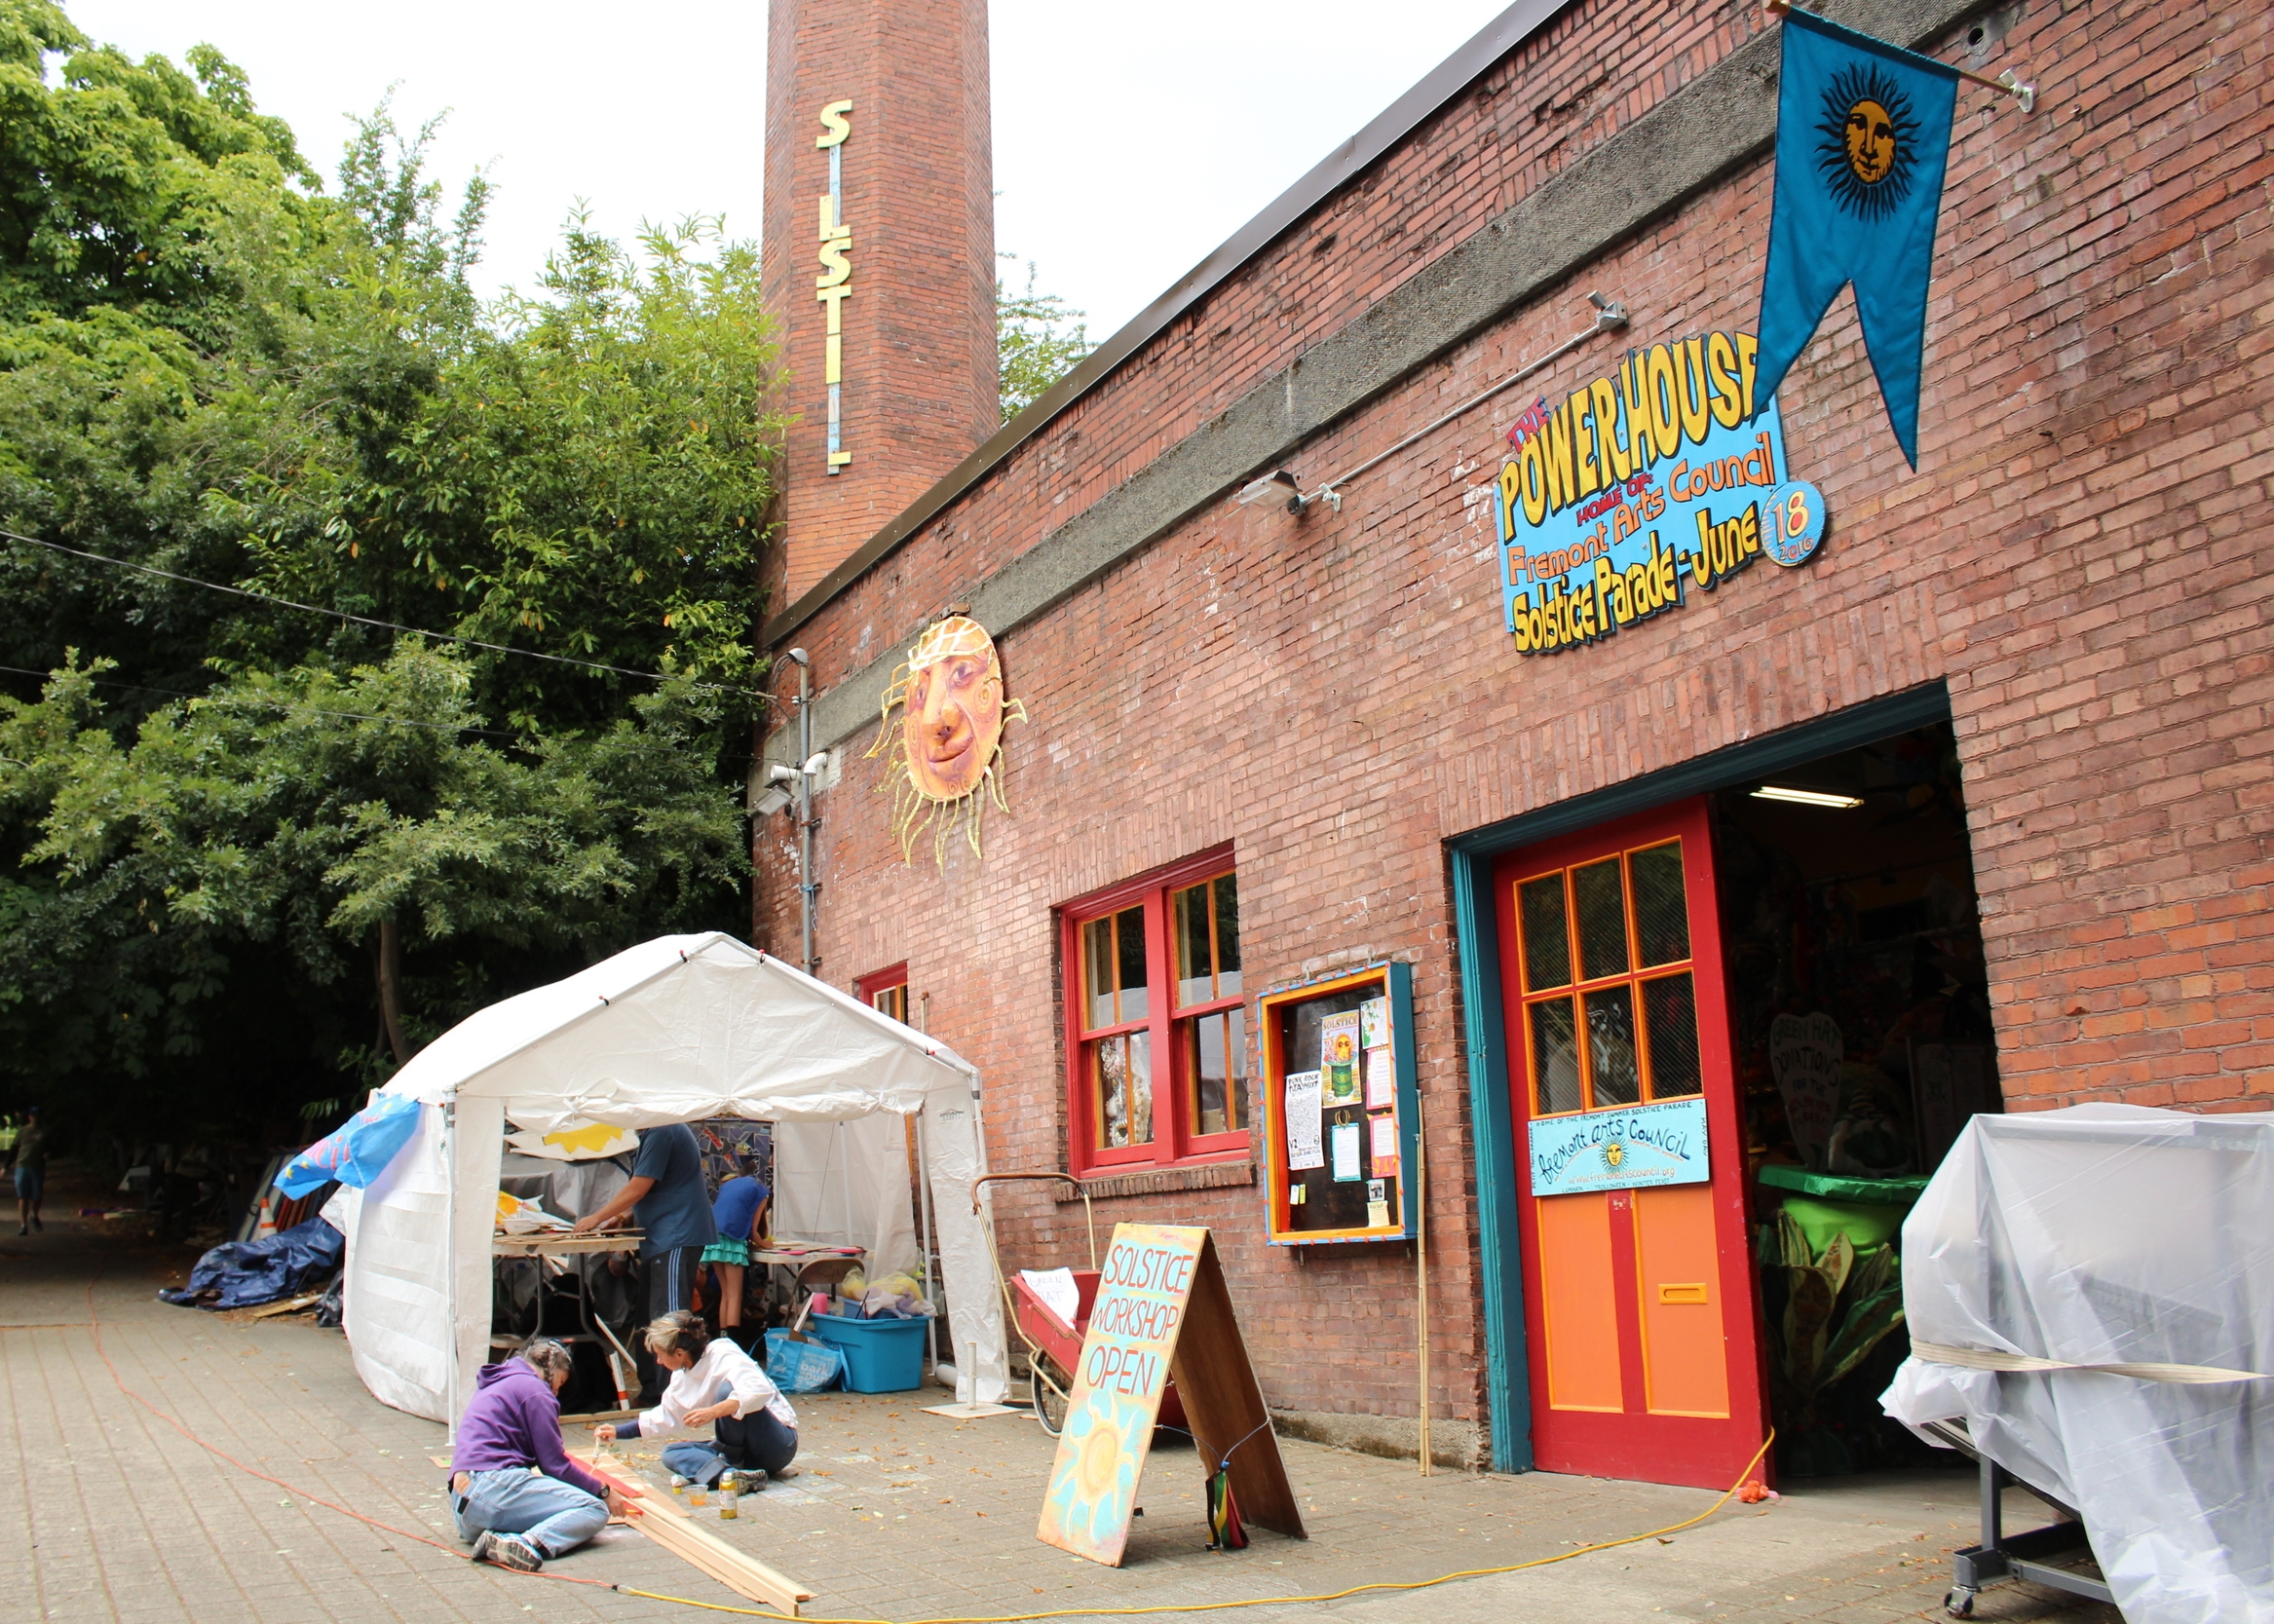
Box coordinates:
[997,254,1091,422]
[0,3,782,1139]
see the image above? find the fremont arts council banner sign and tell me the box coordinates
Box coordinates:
[1494,329,1827,658]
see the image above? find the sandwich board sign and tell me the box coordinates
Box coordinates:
[1036,1224,1305,1566]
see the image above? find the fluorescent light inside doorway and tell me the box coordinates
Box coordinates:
[1751,785,1865,809]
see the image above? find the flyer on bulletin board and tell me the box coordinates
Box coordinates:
[1284,1072,1324,1170]
[1369,1114,1399,1177]
[1330,1120,1362,1182]
[1359,997,1388,1049]
[1321,1012,1362,1104]
[1363,1045,1395,1109]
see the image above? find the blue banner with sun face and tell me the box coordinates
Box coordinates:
[1754,7,1957,468]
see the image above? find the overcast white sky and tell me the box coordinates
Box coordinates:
[65,0,1510,341]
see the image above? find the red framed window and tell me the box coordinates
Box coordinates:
[858,963,909,1025]
[1060,847,1247,1175]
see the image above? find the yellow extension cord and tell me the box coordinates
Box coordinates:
[612,1430,1776,1623]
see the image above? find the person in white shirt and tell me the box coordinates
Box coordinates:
[594,1310,798,1487]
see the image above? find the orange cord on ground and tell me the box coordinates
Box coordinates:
[84,1279,614,1592]
[87,1278,1775,1623]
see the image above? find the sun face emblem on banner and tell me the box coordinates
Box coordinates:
[1815,63,1919,219]
[868,615,1027,865]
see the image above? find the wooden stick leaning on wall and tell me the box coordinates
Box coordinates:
[574,1450,814,1615]
[1416,1092,1432,1477]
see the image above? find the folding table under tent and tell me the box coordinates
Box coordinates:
[324,931,1010,1426]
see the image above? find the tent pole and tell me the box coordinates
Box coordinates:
[917,1105,939,1376]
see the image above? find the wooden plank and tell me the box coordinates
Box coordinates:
[246,1292,327,1319]
[1168,1235,1307,1541]
[573,1453,813,1613]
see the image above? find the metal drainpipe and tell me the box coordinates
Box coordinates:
[787,647,816,976]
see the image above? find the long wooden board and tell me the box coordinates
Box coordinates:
[574,1452,813,1615]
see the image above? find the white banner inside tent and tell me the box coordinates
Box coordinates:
[327,932,1007,1424]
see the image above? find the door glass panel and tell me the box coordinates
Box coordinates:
[1630,842,1690,967]
[1642,973,1701,1098]
[1530,997,1581,1115]
[1090,1030,1154,1147]
[1584,984,1640,1107]
[1520,875,1572,992]
[1187,1006,1245,1136]
[1573,858,1631,981]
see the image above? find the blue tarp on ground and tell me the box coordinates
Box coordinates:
[159,1217,345,1310]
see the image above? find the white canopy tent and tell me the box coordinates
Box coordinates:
[325,932,1009,1424]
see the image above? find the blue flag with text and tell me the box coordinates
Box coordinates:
[1753,8,1956,467]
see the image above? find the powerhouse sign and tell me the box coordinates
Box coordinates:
[1495,329,1825,656]
[1527,1097,1711,1197]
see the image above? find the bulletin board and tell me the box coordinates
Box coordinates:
[1261,961,1419,1246]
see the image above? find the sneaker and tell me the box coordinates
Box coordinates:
[481,1533,545,1572]
[29,1216,39,1231]
[468,1530,496,1565]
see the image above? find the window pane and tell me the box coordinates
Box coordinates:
[1115,906,1150,1022]
[1584,984,1640,1107]
[1083,917,1116,1030]
[1090,1031,1154,1148]
[1529,997,1581,1115]
[1573,858,1630,981]
[1630,842,1690,967]
[871,985,906,1024]
[1188,1006,1247,1137]
[1643,973,1701,1098]
[1213,873,1241,998]
[1519,875,1572,992]
[1174,882,1214,1006]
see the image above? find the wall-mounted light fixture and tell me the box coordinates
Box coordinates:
[1236,470,1304,511]
[1751,784,1865,809]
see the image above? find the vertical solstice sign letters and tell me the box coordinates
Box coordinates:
[815,97,854,472]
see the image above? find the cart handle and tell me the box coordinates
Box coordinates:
[970,1173,1096,1270]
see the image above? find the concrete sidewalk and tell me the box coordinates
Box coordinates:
[1,1170,2116,1624]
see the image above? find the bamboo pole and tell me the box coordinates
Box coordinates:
[1416,1092,1432,1477]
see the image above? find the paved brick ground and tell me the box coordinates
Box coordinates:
[2,1168,2116,1624]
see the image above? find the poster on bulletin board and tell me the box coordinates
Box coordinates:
[1263,962,1420,1246]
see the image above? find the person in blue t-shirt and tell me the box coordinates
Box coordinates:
[703,1168,771,1348]
[572,1121,716,1404]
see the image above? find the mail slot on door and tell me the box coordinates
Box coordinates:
[1658,1281,1710,1304]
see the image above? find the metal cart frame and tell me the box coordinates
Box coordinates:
[1920,1421,2115,1617]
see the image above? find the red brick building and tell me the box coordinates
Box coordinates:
[755,0,2272,1486]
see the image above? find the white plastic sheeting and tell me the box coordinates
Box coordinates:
[1883,1104,2274,1624]
[330,932,1007,1424]
[773,1117,920,1277]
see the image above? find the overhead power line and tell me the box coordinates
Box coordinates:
[0,527,772,706]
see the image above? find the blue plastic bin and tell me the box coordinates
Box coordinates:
[804,1313,928,1393]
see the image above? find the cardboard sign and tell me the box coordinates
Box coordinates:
[1037,1225,1304,1567]
[1769,1011,1844,1170]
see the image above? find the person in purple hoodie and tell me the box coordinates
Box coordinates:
[448,1339,629,1571]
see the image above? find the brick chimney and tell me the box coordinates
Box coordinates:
[763,0,998,608]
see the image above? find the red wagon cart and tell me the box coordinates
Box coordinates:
[974,1173,1186,1438]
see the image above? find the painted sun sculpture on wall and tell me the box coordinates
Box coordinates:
[868,615,1027,865]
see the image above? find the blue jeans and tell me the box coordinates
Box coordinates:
[451,1466,608,1559]
[663,1410,799,1486]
